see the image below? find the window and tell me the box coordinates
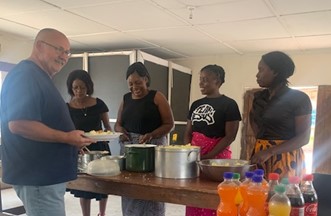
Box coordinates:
[294,87,318,174]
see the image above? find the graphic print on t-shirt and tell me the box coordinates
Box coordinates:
[191,104,215,125]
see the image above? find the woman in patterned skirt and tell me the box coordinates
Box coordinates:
[250,51,312,179]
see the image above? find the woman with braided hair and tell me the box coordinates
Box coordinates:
[184,64,241,216]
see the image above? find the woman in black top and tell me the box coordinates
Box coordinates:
[114,62,174,216]
[184,64,241,216]
[66,69,111,216]
[250,51,312,178]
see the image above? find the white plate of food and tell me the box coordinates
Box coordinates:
[83,130,122,141]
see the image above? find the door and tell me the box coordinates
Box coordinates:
[240,88,259,160]
[313,85,331,174]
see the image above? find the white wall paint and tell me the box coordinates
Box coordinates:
[0,34,32,64]
[174,50,331,158]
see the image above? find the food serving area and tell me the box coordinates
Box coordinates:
[67,171,220,210]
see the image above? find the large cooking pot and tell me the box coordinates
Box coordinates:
[125,144,156,172]
[77,150,109,172]
[155,145,200,179]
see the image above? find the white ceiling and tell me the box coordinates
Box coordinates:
[1,0,331,59]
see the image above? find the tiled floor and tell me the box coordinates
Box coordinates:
[1,188,185,216]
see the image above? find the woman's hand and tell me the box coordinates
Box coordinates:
[139,133,153,144]
[115,123,130,142]
[250,149,273,165]
[119,131,130,142]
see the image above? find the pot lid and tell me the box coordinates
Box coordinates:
[156,145,200,151]
[84,150,109,155]
[125,144,157,148]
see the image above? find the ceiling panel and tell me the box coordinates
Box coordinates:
[230,38,302,52]
[68,1,187,31]
[168,0,274,25]
[128,26,216,46]
[0,0,53,16]
[41,0,134,9]
[282,11,331,36]
[200,17,290,41]
[0,19,38,39]
[70,32,156,51]
[296,35,331,50]
[164,41,238,57]
[2,9,115,35]
[270,0,331,15]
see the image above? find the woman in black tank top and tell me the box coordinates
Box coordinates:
[114,62,174,216]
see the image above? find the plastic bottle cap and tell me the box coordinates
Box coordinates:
[254,169,265,176]
[233,173,240,179]
[268,173,280,180]
[302,174,314,181]
[252,175,263,183]
[281,177,289,185]
[289,176,301,184]
[245,171,254,178]
[274,184,286,193]
[223,172,233,179]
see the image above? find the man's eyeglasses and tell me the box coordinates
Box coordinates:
[40,40,71,57]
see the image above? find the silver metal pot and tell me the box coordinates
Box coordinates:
[155,145,200,179]
[78,150,109,172]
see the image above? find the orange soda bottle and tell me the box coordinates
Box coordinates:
[239,171,254,216]
[254,169,269,189]
[246,175,268,216]
[233,173,243,207]
[217,172,238,216]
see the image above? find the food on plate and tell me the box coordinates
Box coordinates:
[86,130,114,135]
[83,130,121,141]
[210,160,247,167]
[159,143,200,149]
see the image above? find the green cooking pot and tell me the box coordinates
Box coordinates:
[125,144,156,172]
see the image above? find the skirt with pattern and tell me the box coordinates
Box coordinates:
[251,139,306,179]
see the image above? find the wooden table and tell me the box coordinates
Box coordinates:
[67,171,220,209]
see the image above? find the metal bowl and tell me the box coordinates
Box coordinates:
[197,159,255,182]
[78,151,109,172]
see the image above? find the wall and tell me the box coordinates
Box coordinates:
[0,33,32,64]
[174,50,331,158]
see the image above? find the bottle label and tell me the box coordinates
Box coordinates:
[304,203,318,216]
[290,207,304,216]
